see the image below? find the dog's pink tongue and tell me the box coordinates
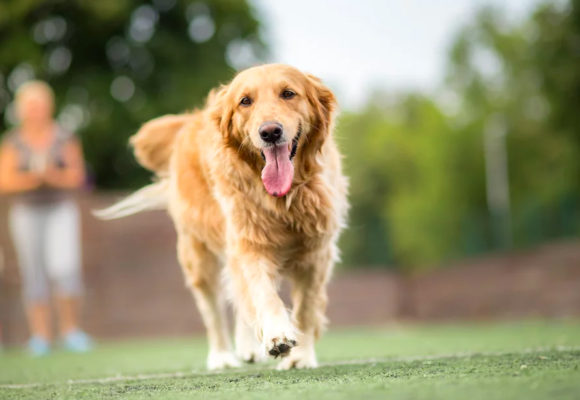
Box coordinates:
[261,145,294,197]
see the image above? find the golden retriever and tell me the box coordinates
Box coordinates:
[99,64,348,370]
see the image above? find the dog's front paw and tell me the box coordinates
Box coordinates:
[236,319,268,364]
[262,320,297,358]
[266,336,297,358]
[276,345,318,370]
[236,339,267,364]
[237,347,267,364]
[207,350,241,370]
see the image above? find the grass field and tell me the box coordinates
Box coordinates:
[1,320,579,399]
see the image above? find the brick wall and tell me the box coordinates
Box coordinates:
[0,193,579,345]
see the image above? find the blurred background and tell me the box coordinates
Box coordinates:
[0,0,579,345]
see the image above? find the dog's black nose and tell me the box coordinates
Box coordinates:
[259,122,283,143]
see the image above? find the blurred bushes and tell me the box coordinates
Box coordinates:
[0,0,265,188]
[338,1,580,270]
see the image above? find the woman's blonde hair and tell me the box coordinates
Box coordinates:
[15,80,55,108]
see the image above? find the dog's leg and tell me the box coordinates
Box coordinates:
[234,310,266,363]
[277,251,332,370]
[177,234,239,370]
[228,256,297,359]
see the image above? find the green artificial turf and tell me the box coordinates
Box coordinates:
[1,320,579,399]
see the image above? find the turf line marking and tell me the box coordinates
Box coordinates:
[2,345,578,390]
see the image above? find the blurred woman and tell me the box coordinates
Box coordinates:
[0,81,92,355]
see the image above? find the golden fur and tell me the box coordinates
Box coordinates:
[121,64,348,370]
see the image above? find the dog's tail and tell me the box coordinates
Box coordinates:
[93,180,169,220]
[130,114,191,175]
[95,114,191,220]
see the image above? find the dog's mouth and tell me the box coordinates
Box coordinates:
[260,126,302,197]
[260,128,301,161]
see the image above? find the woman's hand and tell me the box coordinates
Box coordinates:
[0,143,44,193]
[42,139,86,189]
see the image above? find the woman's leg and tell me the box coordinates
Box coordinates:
[26,303,51,340]
[9,203,52,341]
[44,200,84,336]
[55,296,80,335]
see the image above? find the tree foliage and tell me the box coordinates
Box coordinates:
[338,1,580,269]
[0,0,265,188]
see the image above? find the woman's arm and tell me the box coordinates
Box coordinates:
[0,142,43,193]
[43,138,86,189]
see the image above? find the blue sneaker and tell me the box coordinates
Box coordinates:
[28,336,50,357]
[62,330,94,353]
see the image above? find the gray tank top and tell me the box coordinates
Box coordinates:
[4,125,74,205]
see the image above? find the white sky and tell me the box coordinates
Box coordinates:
[250,0,544,110]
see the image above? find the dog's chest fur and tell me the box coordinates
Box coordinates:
[222,175,338,250]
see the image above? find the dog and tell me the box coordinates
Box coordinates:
[98,64,348,370]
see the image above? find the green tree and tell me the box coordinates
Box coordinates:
[338,94,486,268]
[0,0,265,188]
[338,1,580,270]
[445,3,579,248]
[531,0,580,204]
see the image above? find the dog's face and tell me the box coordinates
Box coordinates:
[213,64,336,197]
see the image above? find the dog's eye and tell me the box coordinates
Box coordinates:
[281,90,296,99]
[240,96,252,106]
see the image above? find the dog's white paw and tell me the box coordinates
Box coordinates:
[236,340,267,364]
[236,319,268,364]
[276,345,318,370]
[262,320,297,358]
[207,350,241,370]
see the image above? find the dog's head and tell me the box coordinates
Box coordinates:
[211,64,337,197]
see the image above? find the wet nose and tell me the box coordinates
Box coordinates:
[259,121,283,143]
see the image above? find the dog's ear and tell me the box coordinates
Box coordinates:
[208,81,261,170]
[209,84,234,139]
[305,74,338,151]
